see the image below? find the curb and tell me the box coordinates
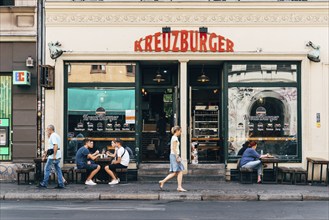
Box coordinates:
[2,192,328,201]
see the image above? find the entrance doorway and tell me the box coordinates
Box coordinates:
[140,63,178,162]
[188,63,224,163]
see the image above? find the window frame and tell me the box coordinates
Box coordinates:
[223,61,302,163]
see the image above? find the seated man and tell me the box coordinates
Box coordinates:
[75,138,101,186]
[105,138,130,185]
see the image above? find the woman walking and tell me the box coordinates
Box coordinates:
[158,126,187,192]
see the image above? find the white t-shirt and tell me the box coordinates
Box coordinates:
[117,146,129,167]
[170,135,180,155]
[48,132,62,159]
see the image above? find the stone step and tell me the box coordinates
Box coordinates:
[138,163,226,182]
[138,174,226,183]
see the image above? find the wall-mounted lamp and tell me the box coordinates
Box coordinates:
[162,27,171,33]
[26,56,34,68]
[197,65,210,83]
[48,41,64,60]
[306,41,321,62]
[153,68,165,83]
[199,27,208,33]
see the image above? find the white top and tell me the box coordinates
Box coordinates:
[48,132,61,159]
[170,135,180,155]
[117,146,130,167]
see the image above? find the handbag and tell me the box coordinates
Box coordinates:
[46,149,54,156]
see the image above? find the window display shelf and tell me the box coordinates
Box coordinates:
[193,108,219,138]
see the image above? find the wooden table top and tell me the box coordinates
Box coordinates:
[306,157,329,164]
[260,157,287,163]
[34,158,46,163]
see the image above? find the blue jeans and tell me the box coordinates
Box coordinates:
[242,160,263,176]
[40,158,64,187]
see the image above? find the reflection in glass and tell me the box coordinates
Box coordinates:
[228,87,298,159]
[68,63,136,83]
[228,64,297,83]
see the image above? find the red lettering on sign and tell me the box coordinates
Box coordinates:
[172,31,179,52]
[190,31,198,52]
[145,35,153,52]
[163,33,171,52]
[19,72,25,81]
[218,35,225,52]
[199,33,207,52]
[226,38,234,52]
[209,33,217,52]
[134,38,143,52]
[154,32,161,52]
[180,30,189,52]
[133,30,235,53]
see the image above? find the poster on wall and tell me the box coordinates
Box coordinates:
[125,110,135,124]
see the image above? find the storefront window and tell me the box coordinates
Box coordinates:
[66,87,135,162]
[68,63,135,83]
[228,63,297,83]
[226,62,300,161]
[0,75,12,160]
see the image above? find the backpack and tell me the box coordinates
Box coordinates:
[119,146,134,160]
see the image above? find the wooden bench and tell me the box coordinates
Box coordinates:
[292,167,307,185]
[62,166,74,184]
[16,167,34,185]
[74,168,87,184]
[116,168,128,183]
[278,167,294,184]
[239,167,255,184]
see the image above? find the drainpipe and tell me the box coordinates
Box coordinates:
[37,0,45,157]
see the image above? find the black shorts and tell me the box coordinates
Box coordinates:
[109,163,127,172]
[78,163,98,171]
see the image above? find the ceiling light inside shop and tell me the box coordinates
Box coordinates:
[197,65,210,83]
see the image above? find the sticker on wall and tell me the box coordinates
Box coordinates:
[275,124,281,131]
[237,122,244,130]
[316,113,321,128]
[248,123,254,131]
[74,121,85,131]
[266,123,274,131]
[257,123,264,131]
[283,123,290,131]
[256,107,266,116]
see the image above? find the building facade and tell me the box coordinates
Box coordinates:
[44,1,329,178]
[0,0,37,180]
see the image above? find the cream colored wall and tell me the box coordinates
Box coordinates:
[45,2,329,172]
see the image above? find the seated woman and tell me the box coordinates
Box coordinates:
[239,141,269,183]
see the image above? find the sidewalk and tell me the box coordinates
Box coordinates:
[1,181,328,201]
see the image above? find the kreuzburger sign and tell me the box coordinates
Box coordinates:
[134,30,234,53]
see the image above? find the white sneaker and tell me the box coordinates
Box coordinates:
[108,179,119,185]
[85,179,97,186]
[117,178,120,183]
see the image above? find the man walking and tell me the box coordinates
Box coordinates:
[38,125,65,189]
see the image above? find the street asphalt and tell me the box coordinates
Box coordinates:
[0,181,328,201]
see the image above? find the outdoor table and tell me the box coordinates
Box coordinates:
[260,157,286,184]
[33,157,46,182]
[306,157,329,186]
[95,157,113,183]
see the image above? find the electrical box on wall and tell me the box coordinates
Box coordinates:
[39,65,55,89]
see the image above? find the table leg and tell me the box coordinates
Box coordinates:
[311,163,315,185]
[35,162,42,182]
[274,162,278,184]
[320,164,323,183]
[306,161,309,183]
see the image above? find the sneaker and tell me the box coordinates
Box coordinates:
[36,184,47,189]
[54,185,65,189]
[108,179,119,185]
[117,178,120,183]
[85,179,97,186]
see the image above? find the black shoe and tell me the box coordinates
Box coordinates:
[54,185,65,189]
[36,184,47,189]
